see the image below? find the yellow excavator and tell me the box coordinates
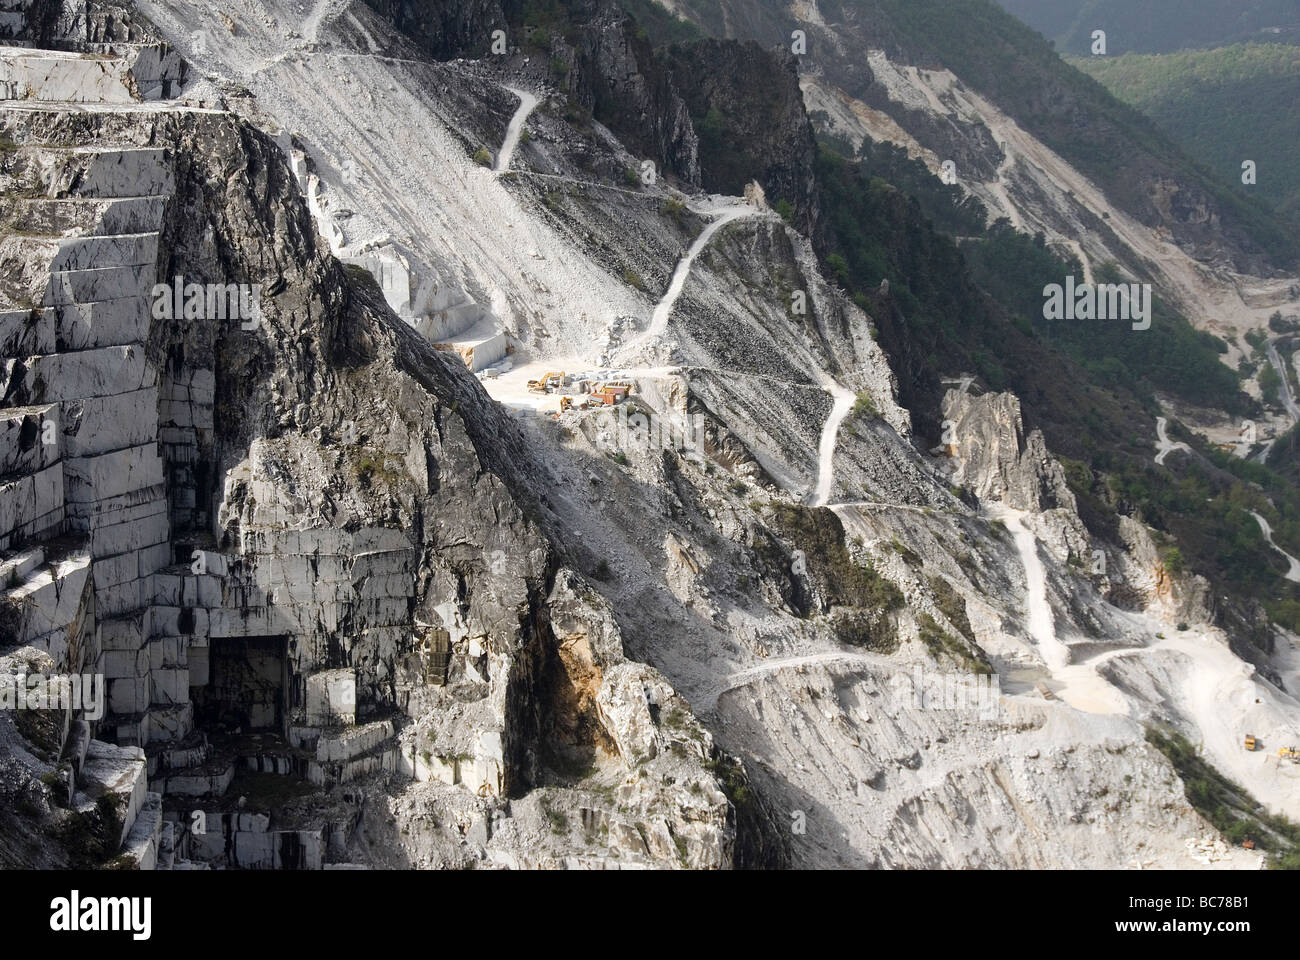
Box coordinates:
[1278,746,1300,763]
[527,370,565,393]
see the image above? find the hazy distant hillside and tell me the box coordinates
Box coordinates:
[998,0,1300,54]
[1074,43,1300,216]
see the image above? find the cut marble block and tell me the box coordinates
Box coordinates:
[47,147,173,200]
[103,645,149,680]
[187,642,209,686]
[354,565,414,595]
[59,389,161,459]
[0,46,182,104]
[53,297,151,351]
[0,545,43,588]
[309,746,399,786]
[231,828,324,871]
[5,196,167,238]
[1,552,89,640]
[150,668,189,704]
[109,676,149,714]
[105,714,150,748]
[149,634,188,671]
[434,319,507,372]
[0,460,62,548]
[155,760,233,798]
[64,443,164,505]
[98,615,145,652]
[306,669,356,727]
[120,791,163,870]
[0,402,60,476]
[0,307,55,357]
[43,263,155,305]
[88,493,169,559]
[352,596,410,627]
[51,232,159,271]
[266,574,352,606]
[95,577,141,618]
[75,739,147,848]
[120,45,188,101]
[149,605,209,639]
[137,540,170,578]
[96,195,169,234]
[207,604,281,638]
[351,528,413,554]
[315,720,394,763]
[147,703,192,741]
[16,346,157,404]
[92,547,141,591]
[177,573,223,608]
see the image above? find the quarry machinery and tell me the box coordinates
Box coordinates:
[527,371,565,393]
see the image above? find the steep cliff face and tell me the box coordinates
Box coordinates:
[361,0,516,58]
[0,40,744,868]
[3,0,153,45]
[559,1,702,187]
[663,39,819,232]
[360,0,818,228]
[942,389,1077,515]
[6,0,1300,872]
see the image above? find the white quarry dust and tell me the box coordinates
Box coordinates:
[1251,511,1300,583]
[812,375,854,507]
[984,504,1067,671]
[1142,618,1300,817]
[698,650,890,712]
[1266,336,1300,421]
[637,200,757,345]
[1153,415,1190,465]
[978,501,1300,814]
[494,87,537,174]
[479,356,587,413]
[136,0,648,361]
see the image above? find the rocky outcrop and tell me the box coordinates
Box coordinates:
[567,6,701,188]
[361,0,513,59]
[942,388,1075,514]
[0,45,740,869]
[663,39,819,233]
[2,0,157,47]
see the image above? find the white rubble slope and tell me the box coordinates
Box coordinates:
[113,0,1300,869]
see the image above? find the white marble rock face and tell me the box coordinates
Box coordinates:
[0,45,185,105]
[306,669,357,727]
[0,30,750,875]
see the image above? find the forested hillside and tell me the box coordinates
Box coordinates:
[997,0,1300,54]
[1074,44,1300,216]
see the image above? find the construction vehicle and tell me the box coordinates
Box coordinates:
[1278,746,1300,763]
[559,396,573,413]
[1244,734,1257,751]
[527,371,565,393]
